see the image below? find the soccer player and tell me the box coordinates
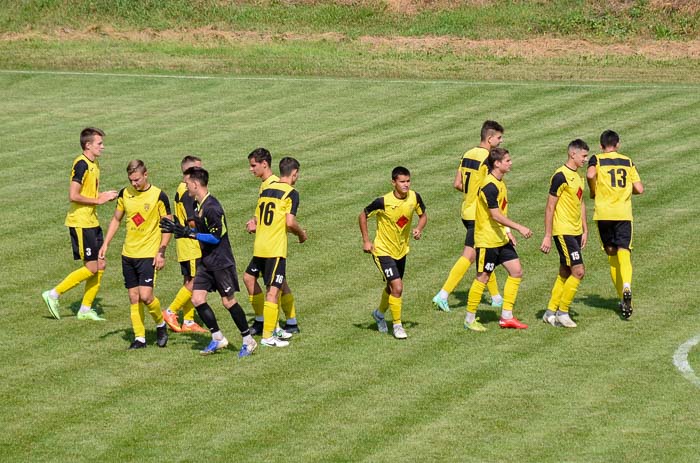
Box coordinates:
[244,148,300,336]
[161,166,258,358]
[432,120,504,312]
[359,166,427,340]
[586,130,643,319]
[540,139,590,328]
[98,160,171,349]
[463,147,532,332]
[161,155,208,334]
[243,156,307,348]
[42,127,118,321]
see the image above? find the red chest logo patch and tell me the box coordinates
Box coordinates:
[396,215,409,228]
[577,187,583,200]
[132,213,145,227]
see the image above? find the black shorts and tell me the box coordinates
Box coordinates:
[373,255,406,282]
[179,258,199,278]
[69,226,103,262]
[245,256,286,288]
[462,219,475,248]
[597,220,633,250]
[193,265,240,298]
[122,256,156,289]
[553,235,584,267]
[475,243,519,273]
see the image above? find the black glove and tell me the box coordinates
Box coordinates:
[160,217,195,239]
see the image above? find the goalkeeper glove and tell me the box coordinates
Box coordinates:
[160,217,196,239]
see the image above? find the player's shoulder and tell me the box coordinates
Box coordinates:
[464,146,489,160]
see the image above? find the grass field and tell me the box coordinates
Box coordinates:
[1,69,699,462]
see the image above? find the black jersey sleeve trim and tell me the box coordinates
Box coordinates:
[415,192,426,213]
[158,190,172,215]
[482,183,500,209]
[287,189,300,216]
[588,155,598,167]
[364,197,384,215]
[72,159,89,184]
[549,172,567,196]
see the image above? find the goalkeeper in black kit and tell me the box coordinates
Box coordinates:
[160,166,257,358]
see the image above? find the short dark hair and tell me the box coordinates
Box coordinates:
[279,157,300,176]
[248,147,272,166]
[184,166,209,187]
[181,155,201,167]
[600,130,620,149]
[80,127,105,150]
[487,147,509,171]
[126,159,146,175]
[391,166,411,180]
[480,120,504,142]
[568,139,589,152]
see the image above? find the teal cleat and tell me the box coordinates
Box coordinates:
[77,309,106,321]
[432,294,451,312]
[42,291,61,320]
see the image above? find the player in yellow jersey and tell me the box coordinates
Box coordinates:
[464,148,532,332]
[244,148,300,336]
[433,121,504,312]
[540,139,590,328]
[162,155,208,334]
[42,127,118,321]
[161,167,258,358]
[587,130,643,319]
[359,166,427,340]
[244,157,307,348]
[99,160,172,349]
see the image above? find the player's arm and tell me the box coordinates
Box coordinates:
[586,157,597,198]
[489,207,532,239]
[453,166,463,192]
[98,208,125,259]
[358,210,374,253]
[580,200,588,249]
[412,212,427,240]
[68,177,117,206]
[633,181,644,195]
[286,213,307,243]
[540,194,559,254]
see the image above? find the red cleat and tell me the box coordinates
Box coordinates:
[499,317,528,329]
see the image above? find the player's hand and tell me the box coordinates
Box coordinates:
[153,254,165,271]
[298,229,308,243]
[507,232,517,247]
[540,235,552,254]
[412,228,423,240]
[98,190,118,204]
[518,226,532,239]
[160,217,195,239]
[245,218,257,234]
[98,244,107,260]
[362,241,374,254]
[581,231,588,249]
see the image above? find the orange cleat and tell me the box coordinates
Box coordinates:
[181,321,208,334]
[498,317,528,329]
[162,311,182,332]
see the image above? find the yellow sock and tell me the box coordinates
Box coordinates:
[486,272,500,298]
[169,286,192,313]
[378,289,390,314]
[145,297,163,324]
[442,256,471,293]
[608,254,623,299]
[182,300,196,322]
[502,276,522,311]
[547,275,566,311]
[617,249,633,288]
[55,266,94,295]
[466,280,486,314]
[250,293,264,318]
[559,276,581,313]
[130,302,146,339]
[281,293,296,320]
[81,270,103,308]
[262,301,279,338]
[388,295,402,325]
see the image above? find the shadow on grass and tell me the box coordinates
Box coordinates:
[353,320,420,333]
[67,297,107,316]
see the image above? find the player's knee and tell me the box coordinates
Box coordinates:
[509,268,524,279]
[191,294,206,306]
[604,246,617,256]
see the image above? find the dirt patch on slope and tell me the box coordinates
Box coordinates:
[3,26,700,61]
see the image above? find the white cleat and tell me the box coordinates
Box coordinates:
[392,323,407,339]
[261,336,290,348]
[556,312,577,328]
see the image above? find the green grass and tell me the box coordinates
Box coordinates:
[1,0,698,40]
[1,70,699,462]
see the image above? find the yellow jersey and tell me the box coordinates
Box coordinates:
[458,147,490,220]
[65,154,100,228]
[173,182,202,262]
[364,190,426,260]
[475,174,509,248]
[254,181,299,258]
[589,151,640,221]
[116,185,171,258]
[549,165,585,236]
